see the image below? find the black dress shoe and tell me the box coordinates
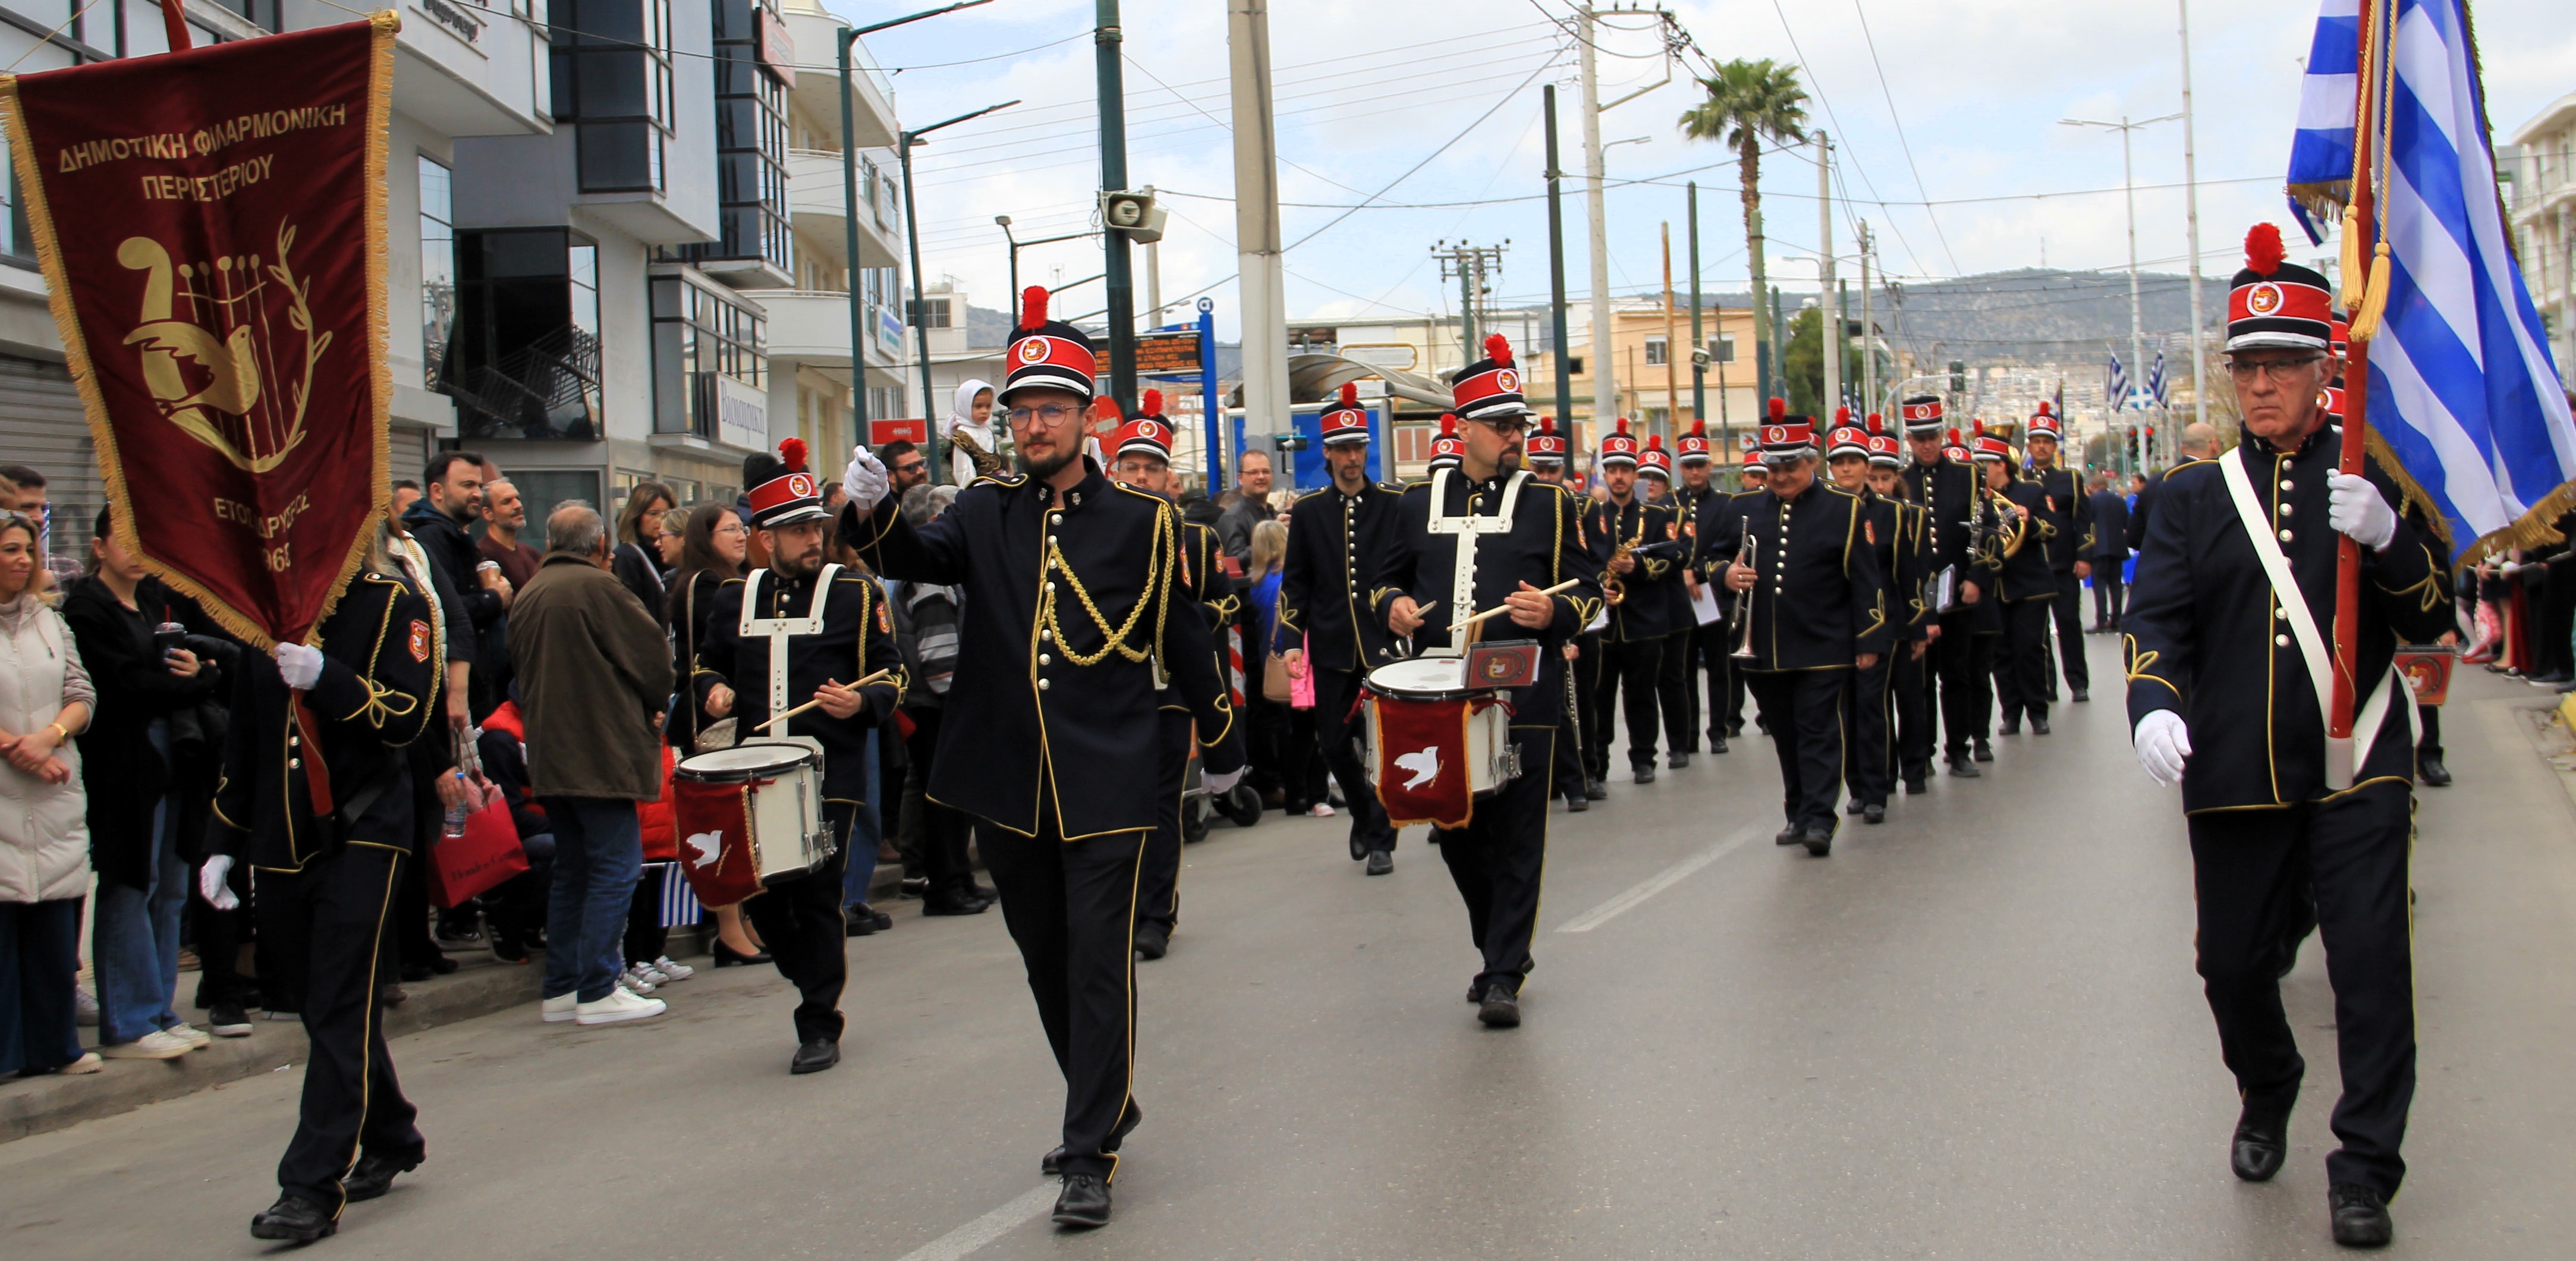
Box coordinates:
[1776,825,1803,846]
[2031,715,2052,735]
[1904,775,1929,795]
[341,1150,420,1203]
[1053,1173,1112,1228]
[1348,832,1369,861]
[2231,1100,2291,1181]
[1862,803,1886,825]
[1999,719,2021,736]
[790,1038,841,1074]
[1043,1102,1145,1175]
[1947,758,1981,778]
[2329,1183,2393,1248]
[2418,757,2451,787]
[1476,979,1521,1028]
[1632,764,1656,784]
[898,876,931,899]
[1801,826,1833,857]
[250,1195,336,1242]
[1709,735,1728,754]
[1973,739,1995,762]
[1566,794,1590,812]
[712,941,772,967]
[2071,687,2089,702]
[1667,751,1690,769]
[1845,798,1866,815]
[398,963,433,983]
[1134,922,1170,960]
[1365,849,1394,876]
[921,896,992,916]
[1585,777,1609,799]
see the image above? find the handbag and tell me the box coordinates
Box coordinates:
[1260,595,1294,703]
[638,741,679,862]
[425,793,529,908]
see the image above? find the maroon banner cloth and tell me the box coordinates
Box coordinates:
[1365,692,1478,831]
[0,15,397,648]
[672,778,767,910]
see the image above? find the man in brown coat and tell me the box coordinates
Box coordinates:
[507,502,674,1027]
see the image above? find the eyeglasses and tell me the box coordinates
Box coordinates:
[1468,416,1530,438]
[1008,403,1080,426]
[893,461,926,476]
[2226,356,2325,383]
[713,524,748,537]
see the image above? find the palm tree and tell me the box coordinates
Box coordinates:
[1678,59,1810,406]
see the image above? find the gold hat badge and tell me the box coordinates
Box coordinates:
[117,220,330,473]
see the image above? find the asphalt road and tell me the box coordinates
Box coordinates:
[7,634,2574,1259]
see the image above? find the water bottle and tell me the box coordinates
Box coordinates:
[442,772,470,841]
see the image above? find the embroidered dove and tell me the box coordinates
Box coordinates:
[684,831,724,869]
[1395,747,1440,791]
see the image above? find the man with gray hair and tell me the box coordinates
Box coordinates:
[507,501,675,1027]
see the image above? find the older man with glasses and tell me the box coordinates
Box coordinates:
[838,287,1243,1230]
[2122,225,2454,1250]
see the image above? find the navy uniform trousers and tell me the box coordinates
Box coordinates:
[1591,638,1663,771]
[1933,609,1995,757]
[1743,670,1848,832]
[1999,596,2055,727]
[2051,568,2091,691]
[1655,629,1695,754]
[1139,706,1192,933]
[2188,781,2417,1198]
[1433,725,1552,992]
[740,802,855,1046]
[1841,654,1895,807]
[1311,665,1397,854]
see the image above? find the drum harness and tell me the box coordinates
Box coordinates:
[1421,467,1530,659]
[740,563,844,718]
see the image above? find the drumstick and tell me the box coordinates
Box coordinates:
[1449,579,1582,632]
[754,668,893,731]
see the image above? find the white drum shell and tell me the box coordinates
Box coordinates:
[1360,659,1513,797]
[677,740,833,883]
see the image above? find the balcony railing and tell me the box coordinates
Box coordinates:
[439,325,603,441]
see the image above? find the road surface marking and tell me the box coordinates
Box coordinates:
[1555,826,1757,933]
[893,1184,1058,1261]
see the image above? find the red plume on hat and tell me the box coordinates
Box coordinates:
[1484,332,1512,367]
[1141,388,1163,416]
[1835,405,1852,426]
[1615,416,1630,436]
[1439,413,1457,435]
[2245,222,2286,277]
[1768,397,1786,422]
[1690,419,1706,438]
[778,436,807,473]
[1019,285,1049,332]
[2036,400,2053,418]
[1539,415,1558,434]
[1948,427,1962,445]
[1973,420,1986,437]
[1338,381,1358,406]
[1646,434,1665,451]
[1866,412,1885,434]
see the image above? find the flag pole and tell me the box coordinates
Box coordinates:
[2328,0,2380,764]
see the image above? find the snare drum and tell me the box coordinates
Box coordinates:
[671,741,835,904]
[1359,658,1518,826]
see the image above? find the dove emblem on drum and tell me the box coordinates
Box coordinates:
[1395,747,1440,790]
[684,831,724,869]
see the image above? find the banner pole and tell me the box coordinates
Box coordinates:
[2329,0,2380,758]
[156,0,190,51]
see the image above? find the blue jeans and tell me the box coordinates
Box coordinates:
[537,797,643,1004]
[841,729,881,909]
[92,721,185,1045]
[1,899,84,1074]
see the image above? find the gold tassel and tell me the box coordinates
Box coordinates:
[2350,241,2394,341]
[2340,205,2369,310]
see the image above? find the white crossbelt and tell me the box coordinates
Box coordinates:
[1423,468,1527,658]
[740,564,841,713]
[2217,451,2413,789]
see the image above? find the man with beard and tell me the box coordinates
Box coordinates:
[2021,402,2094,703]
[1276,382,1404,872]
[1370,335,1599,1027]
[838,287,1244,1228]
[1823,416,1917,823]
[696,441,905,1074]
[1524,417,1594,810]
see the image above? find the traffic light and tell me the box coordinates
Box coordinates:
[1948,360,1967,395]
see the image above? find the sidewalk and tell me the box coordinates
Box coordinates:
[0,859,918,1144]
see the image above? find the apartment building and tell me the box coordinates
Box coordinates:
[2507,90,2576,379]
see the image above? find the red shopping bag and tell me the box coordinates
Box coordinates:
[638,742,680,861]
[425,794,530,908]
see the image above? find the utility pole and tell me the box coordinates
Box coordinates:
[1435,241,1508,373]
[1545,84,1573,431]
[1687,180,1706,433]
[1858,220,1874,421]
[1816,131,1839,419]
[1660,222,1678,443]
[2062,112,2179,476]
[1094,0,1137,411]
[1144,237,1162,328]
[2178,0,2209,446]
[1577,2,1613,429]
[1228,0,1287,473]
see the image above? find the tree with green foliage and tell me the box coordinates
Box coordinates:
[1779,306,1866,420]
[1678,59,1810,406]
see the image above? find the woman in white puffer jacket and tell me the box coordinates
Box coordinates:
[0,510,96,1077]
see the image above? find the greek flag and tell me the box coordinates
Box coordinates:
[2285,0,2364,243]
[2106,354,2128,413]
[2147,351,2170,408]
[2286,0,2576,559]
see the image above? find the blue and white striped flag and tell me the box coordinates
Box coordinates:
[2287,0,2576,559]
[2106,354,2128,413]
[2147,351,2170,408]
[2285,0,2363,243]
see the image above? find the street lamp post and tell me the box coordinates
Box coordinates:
[2061,112,2180,474]
[901,99,1021,479]
[998,218,1105,311]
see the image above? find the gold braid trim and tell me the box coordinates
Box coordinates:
[1042,503,1172,666]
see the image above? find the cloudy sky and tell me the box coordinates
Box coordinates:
[837,0,2574,339]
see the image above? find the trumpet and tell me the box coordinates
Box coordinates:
[1728,533,1759,659]
[948,427,1009,479]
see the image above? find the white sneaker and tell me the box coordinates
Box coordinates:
[650,956,694,982]
[574,988,666,1026]
[541,992,579,1023]
[60,1051,103,1074]
[632,963,671,985]
[161,1022,212,1049]
[74,988,98,1027]
[98,1029,194,1059]
[618,967,658,995]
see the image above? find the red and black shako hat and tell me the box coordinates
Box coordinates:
[1320,381,1370,446]
[1001,285,1098,404]
[2226,223,2333,354]
[1639,435,1674,480]
[1756,398,1816,463]
[2027,400,2063,439]
[1900,392,1945,436]
[1969,420,2011,463]
[1864,413,1902,467]
[1112,391,1173,461]
[1449,333,1528,421]
[1826,406,1867,460]
[1677,418,1713,464]
[1740,436,1767,469]
[1526,415,1568,464]
[1597,417,1640,466]
[745,438,832,529]
[1427,414,1464,471]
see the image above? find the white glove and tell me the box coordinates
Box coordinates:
[1203,766,1247,796]
[199,855,239,910]
[2133,709,2193,787]
[2327,471,2397,550]
[275,641,323,690]
[844,446,892,513]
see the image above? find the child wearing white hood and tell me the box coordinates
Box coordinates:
[941,378,1000,485]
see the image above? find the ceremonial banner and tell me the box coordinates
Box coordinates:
[0,15,398,649]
